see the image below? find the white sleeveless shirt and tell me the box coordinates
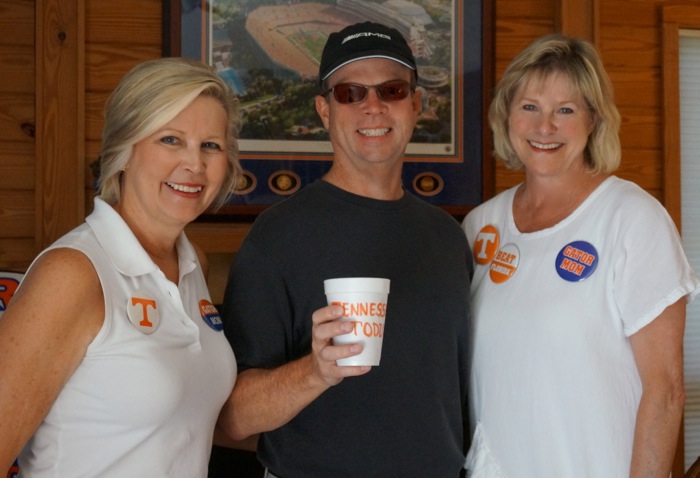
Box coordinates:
[19,198,237,478]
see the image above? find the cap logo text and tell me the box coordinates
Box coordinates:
[342,32,391,44]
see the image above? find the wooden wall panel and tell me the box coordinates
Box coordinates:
[0,95,34,145]
[0,0,685,266]
[556,0,595,40]
[599,0,664,26]
[0,191,35,238]
[609,74,659,109]
[0,143,35,190]
[493,0,557,73]
[36,0,86,249]
[85,43,163,92]
[597,0,670,203]
[85,0,162,94]
[492,0,556,194]
[85,0,161,45]
[83,0,163,215]
[619,108,663,149]
[0,0,34,271]
[0,0,34,47]
[85,91,111,142]
[616,148,663,191]
[0,239,39,271]
[0,45,35,93]
[599,26,659,65]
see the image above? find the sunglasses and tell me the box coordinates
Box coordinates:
[324,80,413,104]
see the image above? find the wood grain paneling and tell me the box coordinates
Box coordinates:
[85,0,161,45]
[0,94,34,144]
[0,191,35,238]
[0,143,35,190]
[85,91,111,141]
[598,0,668,27]
[0,238,39,271]
[619,108,663,149]
[599,31,659,70]
[35,0,85,249]
[493,0,556,193]
[494,164,525,194]
[85,43,163,92]
[0,0,34,271]
[185,223,253,254]
[556,0,595,40]
[0,0,688,292]
[0,0,34,47]
[0,45,35,93]
[617,148,663,190]
[81,0,164,221]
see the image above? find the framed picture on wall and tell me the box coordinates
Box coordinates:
[163,0,492,217]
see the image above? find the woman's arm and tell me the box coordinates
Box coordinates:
[629,299,686,478]
[0,248,104,472]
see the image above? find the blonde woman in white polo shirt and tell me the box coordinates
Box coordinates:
[0,57,241,477]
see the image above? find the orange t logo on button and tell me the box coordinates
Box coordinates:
[131,297,157,328]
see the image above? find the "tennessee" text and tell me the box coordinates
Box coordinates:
[332,301,387,318]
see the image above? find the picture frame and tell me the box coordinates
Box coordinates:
[163,0,493,218]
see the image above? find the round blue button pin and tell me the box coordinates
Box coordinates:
[555,241,598,282]
[199,299,224,332]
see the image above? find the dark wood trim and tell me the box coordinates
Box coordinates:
[162,0,180,56]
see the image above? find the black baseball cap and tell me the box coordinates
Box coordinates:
[318,21,417,84]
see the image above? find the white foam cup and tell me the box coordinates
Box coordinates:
[323,277,390,366]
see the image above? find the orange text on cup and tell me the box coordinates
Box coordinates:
[343,320,384,338]
[331,301,387,318]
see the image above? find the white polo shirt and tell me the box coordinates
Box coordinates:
[19,198,236,478]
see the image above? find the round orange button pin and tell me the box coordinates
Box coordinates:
[489,243,520,284]
[474,225,500,265]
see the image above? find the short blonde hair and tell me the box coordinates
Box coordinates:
[97,57,242,209]
[489,34,621,173]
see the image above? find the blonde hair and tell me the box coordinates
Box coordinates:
[489,34,621,173]
[97,57,242,209]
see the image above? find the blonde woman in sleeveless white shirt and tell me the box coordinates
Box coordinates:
[0,58,242,477]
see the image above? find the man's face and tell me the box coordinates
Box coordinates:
[315,58,421,177]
